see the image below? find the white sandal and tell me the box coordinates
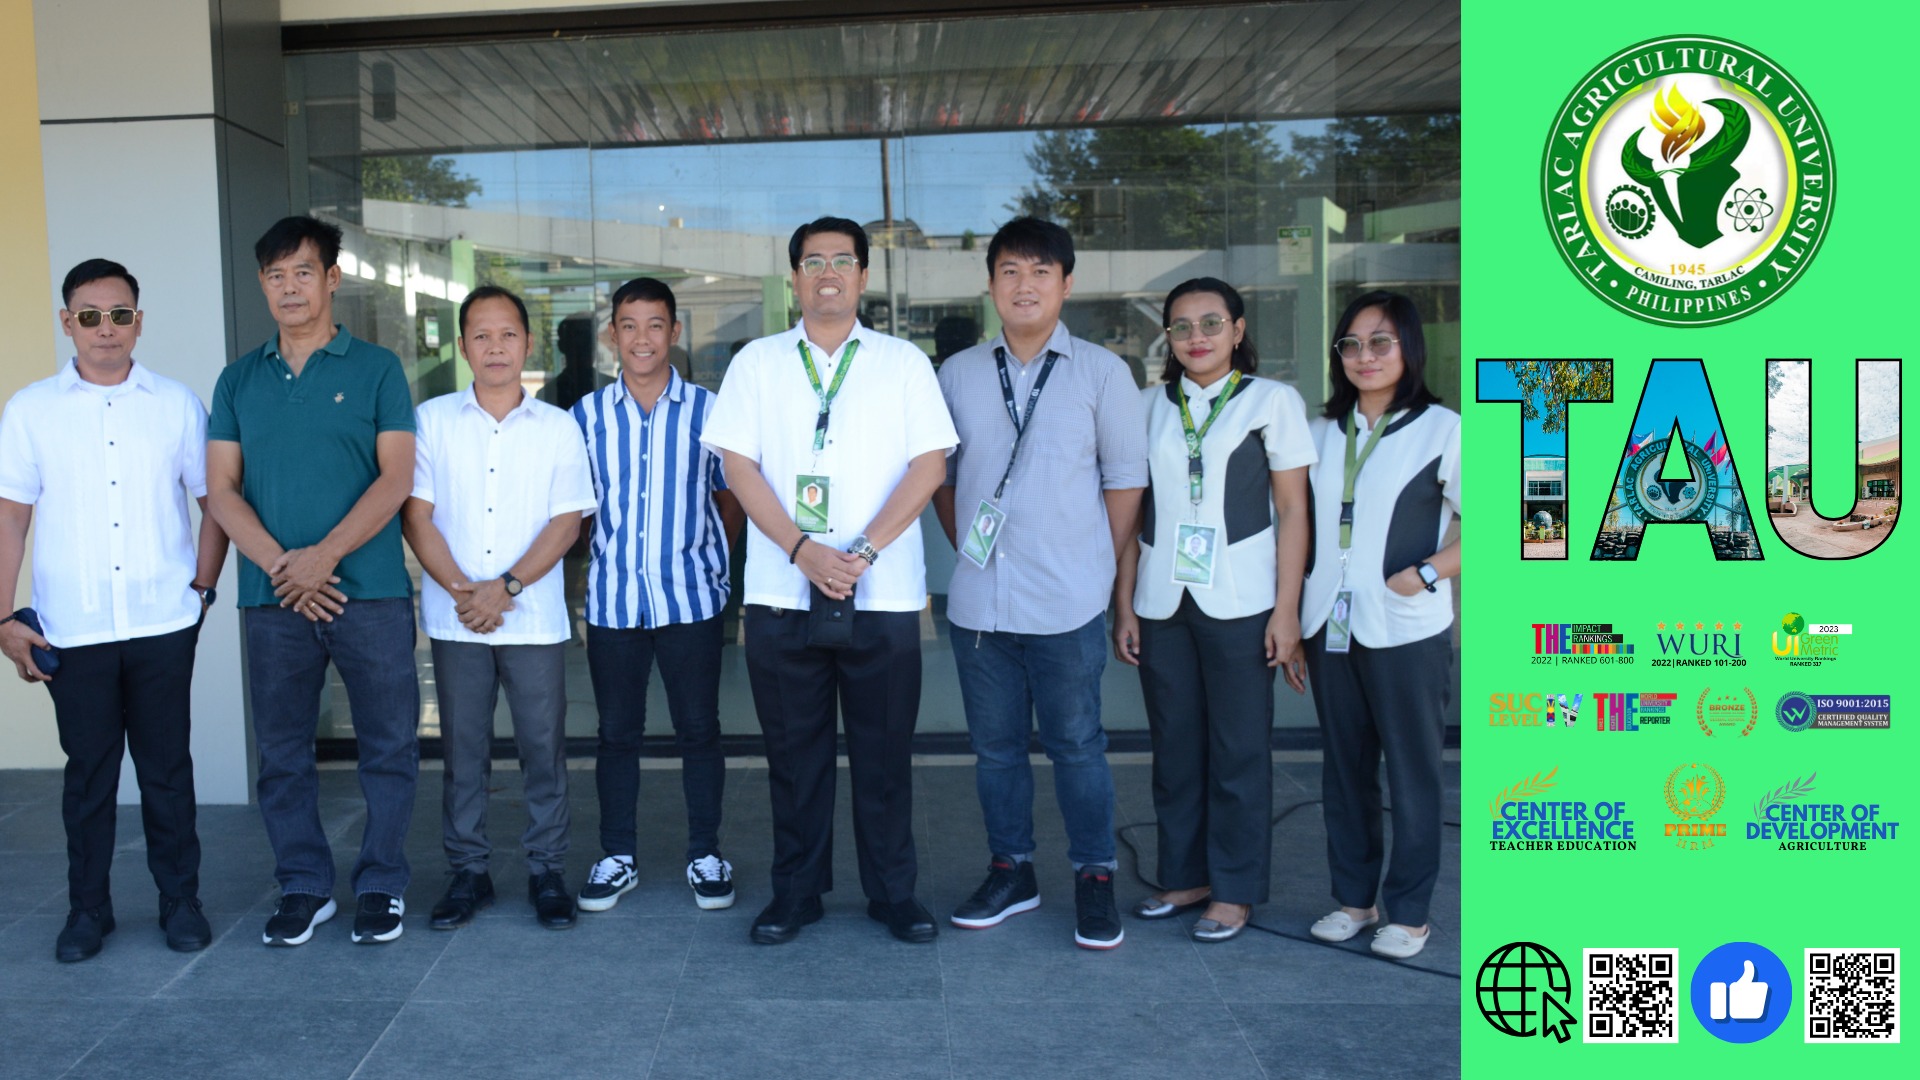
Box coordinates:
[1308,909,1377,942]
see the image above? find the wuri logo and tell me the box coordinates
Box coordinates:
[1541,35,1832,326]
[1654,619,1743,661]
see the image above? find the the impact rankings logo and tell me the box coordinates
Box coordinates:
[1541,34,1832,326]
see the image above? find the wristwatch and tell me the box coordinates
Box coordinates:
[500,571,524,597]
[1415,562,1439,592]
[847,535,879,565]
[193,583,217,607]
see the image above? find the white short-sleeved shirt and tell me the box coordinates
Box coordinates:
[411,388,598,645]
[0,361,208,648]
[1133,375,1318,620]
[1300,404,1461,648]
[701,320,958,612]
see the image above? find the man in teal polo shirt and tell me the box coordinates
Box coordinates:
[206,215,421,947]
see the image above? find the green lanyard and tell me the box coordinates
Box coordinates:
[1340,408,1393,550]
[798,339,859,453]
[1176,371,1243,505]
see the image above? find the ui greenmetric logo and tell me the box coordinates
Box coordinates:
[1542,35,1832,325]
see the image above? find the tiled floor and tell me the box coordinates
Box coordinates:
[0,756,1461,1080]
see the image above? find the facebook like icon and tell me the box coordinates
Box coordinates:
[1690,942,1792,1043]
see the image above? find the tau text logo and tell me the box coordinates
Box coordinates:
[1542,35,1832,326]
[1770,611,1846,666]
[1775,691,1890,731]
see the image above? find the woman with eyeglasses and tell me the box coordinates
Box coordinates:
[1112,278,1314,943]
[1300,290,1460,960]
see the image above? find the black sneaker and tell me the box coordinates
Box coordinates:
[529,870,577,929]
[55,904,115,963]
[687,854,736,911]
[263,893,337,947]
[577,856,637,912]
[951,856,1040,929]
[159,895,212,952]
[351,893,405,944]
[1073,866,1124,950]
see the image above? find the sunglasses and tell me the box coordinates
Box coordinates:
[71,307,139,328]
[1333,333,1399,360]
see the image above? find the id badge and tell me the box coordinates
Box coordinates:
[960,500,1007,568]
[1325,588,1355,654]
[795,474,831,533]
[1171,523,1218,588]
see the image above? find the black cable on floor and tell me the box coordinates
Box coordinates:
[1115,798,1464,981]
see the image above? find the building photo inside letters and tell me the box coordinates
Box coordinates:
[0,1,1466,1078]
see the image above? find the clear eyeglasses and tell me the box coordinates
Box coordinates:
[1333,333,1399,360]
[1166,315,1228,341]
[798,255,861,277]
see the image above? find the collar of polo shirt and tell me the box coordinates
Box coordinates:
[58,357,156,395]
[612,362,688,406]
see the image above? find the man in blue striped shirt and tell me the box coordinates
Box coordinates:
[571,278,743,913]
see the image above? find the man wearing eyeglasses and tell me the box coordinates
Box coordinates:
[0,259,230,962]
[931,217,1147,949]
[205,216,421,948]
[702,216,958,945]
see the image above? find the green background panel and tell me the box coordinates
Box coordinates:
[1463,2,1913,1071]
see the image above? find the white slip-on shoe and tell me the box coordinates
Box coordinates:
[1370,923,1431,959]
[1308,909,1378,942]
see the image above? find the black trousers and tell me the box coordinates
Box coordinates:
[43,621,202,911]
[1303,627,1451,927]
[743,604,921,903]
[1136,594,1277,904]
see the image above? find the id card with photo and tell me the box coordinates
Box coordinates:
[960,500,1008,568]
[1172,523,1219,588]
[1325,588,1354,654]
[794,474,831,533]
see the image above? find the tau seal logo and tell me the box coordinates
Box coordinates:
[1622,435,1719,522]
[1542,36,1833,326]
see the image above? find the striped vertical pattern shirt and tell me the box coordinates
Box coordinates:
[572,367,731,628]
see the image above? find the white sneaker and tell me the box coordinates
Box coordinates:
[1370,923,1431,959]
[687,854,735,910]
[577,856,637,912]
[1309,909,1378,942]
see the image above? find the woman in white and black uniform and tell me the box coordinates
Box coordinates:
[1300,290,1460,961]
[1113,278,1315,943]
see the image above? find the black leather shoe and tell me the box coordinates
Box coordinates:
[56,905,115,963]
[750,894,823,944]
[159,895,212,952]
[529,870,576,930]
[868,897,938,943]
[430,870,495,930]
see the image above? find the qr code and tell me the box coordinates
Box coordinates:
[1582,948,1678,1042]
[1806,948,1900,1043]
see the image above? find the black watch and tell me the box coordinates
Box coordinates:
[193,584,217,607]
[1415,562,1439,593]
[500,571,524,597]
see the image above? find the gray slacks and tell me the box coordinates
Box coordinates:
[431,639,570,875]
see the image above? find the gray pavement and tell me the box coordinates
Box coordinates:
[0,756,1461,1079]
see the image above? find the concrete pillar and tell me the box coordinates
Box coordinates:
[32,0,287,804]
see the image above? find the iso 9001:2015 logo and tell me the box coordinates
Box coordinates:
[1541,35,1832,326]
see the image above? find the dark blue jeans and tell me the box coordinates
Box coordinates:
[587,618,726,863]
[245,598,420,899]
[951,614,1116,867]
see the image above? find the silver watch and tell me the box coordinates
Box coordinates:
[848,535,879,564]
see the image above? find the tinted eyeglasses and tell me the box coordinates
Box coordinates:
[71,307,139,328]
[1166,315,1228,341]
[1333,333,1399,360]
[798,255,861,277]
